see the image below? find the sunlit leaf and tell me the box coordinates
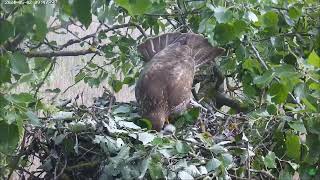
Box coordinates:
[253,70,274,87]
[307,50,320,68]
[288,121,307,133]
[178,171,194,180]
[264,151,276,168]
[244,11,258,22]
[115,0,152,15]
[269,82,289,104]
[175,140,191,154]
[206,158,221,172]
[213,7,232,23]
[285,133,301,161]
[261,11,279,27]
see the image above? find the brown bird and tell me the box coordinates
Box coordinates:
[135,32,224,131]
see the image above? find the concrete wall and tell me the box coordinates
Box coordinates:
[39,17,138,105]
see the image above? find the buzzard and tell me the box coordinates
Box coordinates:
[135,32,224,131]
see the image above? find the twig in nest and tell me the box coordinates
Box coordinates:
[54,157,67,180]
[249,169,276,179]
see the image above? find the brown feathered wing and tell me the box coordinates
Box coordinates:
[136,32,224,131]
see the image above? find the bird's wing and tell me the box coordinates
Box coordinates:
[166,56,195,115]
[137,32,225,67]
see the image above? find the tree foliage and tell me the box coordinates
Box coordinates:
[0,0,320,179]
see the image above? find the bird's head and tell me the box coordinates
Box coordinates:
[145,111,167,131]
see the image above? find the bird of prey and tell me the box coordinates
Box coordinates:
[135,32,224,131]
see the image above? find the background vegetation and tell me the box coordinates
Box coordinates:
[0,0,319,179]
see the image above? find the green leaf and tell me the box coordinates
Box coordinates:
[0,55,11,84]
[253,70,274,87]
[279,169,293,180]
[307,50,320,68]
[139,157,150,178]
[33,17,48,41]
[137,132,155,145]
[306,118,320,135]
[214,23,235,44]
[135,118,153,130]
[269,83,289,104]
[242,74,256,97]
[178,171,193,180]
[74,0,92,28]
[220,153,233,167]
[113,105,131,114]
[283,54,297,65]
[242,58,262,74]
[213,7,232,23]
[285,133,301,161]
[288,6,301,20]
[123,77,135,85]
[233,20,247,38]
[264,151,277,168]
[75,71,86,82]
[115,0,152,16]
[25,111,41,126]
[221,58,237,72]
[0,20,14,43]
[304,133,320,165]
[59,0,73,16]
[309,82,320,91]
[0,121,21,154]
[175,140,191,154]
[244,11,258,22]
[267,104,277,115]
[206,158,221,172]
[111,80,123,92]
[175,108,200,129]
[301,98,317,112]
[261,11,279,27]
[34,58,51,72]
[288,121,307,133]
[294,83,307,99]
[10,52,30,74]
[5,93,35,104]
[14,13,35,35]
[148,159,164,180]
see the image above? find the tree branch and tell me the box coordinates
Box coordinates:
[58,22,147,50]
[24,49,96,58]
[250,43,268,70]
[100,22,147,38]
[59,34,95,50]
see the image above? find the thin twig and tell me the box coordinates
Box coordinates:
[249,169,276,179]
[250,43,268,70]
[247,141,251,180]
[250,42,303,107]
[33,61,55,97]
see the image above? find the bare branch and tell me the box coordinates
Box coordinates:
[24,49,96,58]
[250,43,269,70]
[58,22,147,50]
[59,34,95,50]
[100,22,147,38]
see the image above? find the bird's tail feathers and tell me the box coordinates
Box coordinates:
[137,32,224,66]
